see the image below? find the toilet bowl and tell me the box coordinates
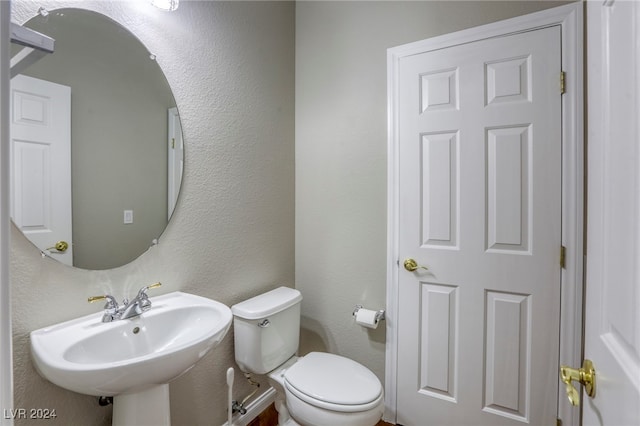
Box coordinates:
[282,352,384,426]
[231,287,384,426]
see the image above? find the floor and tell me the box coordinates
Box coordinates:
[247,404,394,426]
[247,403,278,426]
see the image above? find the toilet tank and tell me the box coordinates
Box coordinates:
[231,286,302,374]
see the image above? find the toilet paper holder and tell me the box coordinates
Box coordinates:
[352,305,386,322]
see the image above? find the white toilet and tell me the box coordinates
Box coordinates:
[231,286,384,426]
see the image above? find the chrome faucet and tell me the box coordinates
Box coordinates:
[88,282,162,322]
[120,282,162,320]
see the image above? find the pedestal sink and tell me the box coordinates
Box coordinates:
[30,291,232,426]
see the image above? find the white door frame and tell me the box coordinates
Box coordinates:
[167,106,183,220]
[385,3,583,425]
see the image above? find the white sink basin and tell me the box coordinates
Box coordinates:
[30,291,232,397]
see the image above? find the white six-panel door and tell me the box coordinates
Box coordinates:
[10,75,72,265]
[395,26,562,425]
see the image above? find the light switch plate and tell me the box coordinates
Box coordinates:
[124,210,133,224]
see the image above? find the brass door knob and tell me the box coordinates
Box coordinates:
[560,359,596,406]
[403,258,428,272]
[46,241,69,252]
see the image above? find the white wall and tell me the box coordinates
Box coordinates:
[10,1,294,425]
[295,0,569,382]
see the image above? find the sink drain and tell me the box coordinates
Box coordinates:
[132,327,140,334]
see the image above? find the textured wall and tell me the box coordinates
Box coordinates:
[10,1,294,425]
[295,0,567,385]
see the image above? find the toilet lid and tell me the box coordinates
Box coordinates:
[284,352,382,407]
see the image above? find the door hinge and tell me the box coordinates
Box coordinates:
[560,245,566,269]
[560,71,566,94]
[557,418,562,426]
[171,138,175,149]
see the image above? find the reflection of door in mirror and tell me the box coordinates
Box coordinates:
[10,75,72,266]
[167,107,183,220]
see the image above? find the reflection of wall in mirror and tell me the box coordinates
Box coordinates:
[22,11,176,269]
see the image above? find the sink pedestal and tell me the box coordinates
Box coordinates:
[113,384,170,426]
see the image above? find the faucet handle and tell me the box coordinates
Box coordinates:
[138,282,162,297]
[88,294,119,310]
[136,282,161,312]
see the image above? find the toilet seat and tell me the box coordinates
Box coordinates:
[283,352,383,413]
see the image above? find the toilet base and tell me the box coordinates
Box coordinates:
[274,393,301,426]
[267,358,301,426]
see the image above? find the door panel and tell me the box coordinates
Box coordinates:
[584,1,640,424]
[396,27,561,425]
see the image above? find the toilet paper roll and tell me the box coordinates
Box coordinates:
[355,308,379,329]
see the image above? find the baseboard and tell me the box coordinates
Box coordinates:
[221,387,276,426]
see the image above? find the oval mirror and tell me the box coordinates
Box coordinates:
[10,8,183,270]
